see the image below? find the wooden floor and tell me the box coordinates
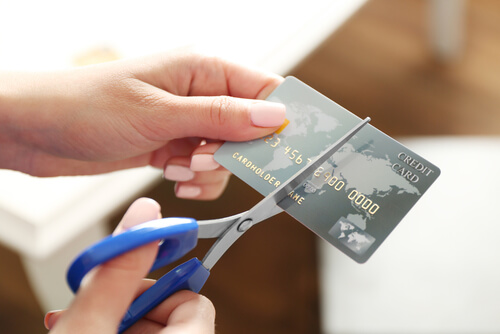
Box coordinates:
[292,0,500,137]
[1,0,500,333]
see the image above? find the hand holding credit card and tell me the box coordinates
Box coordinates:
[214,77,440,263]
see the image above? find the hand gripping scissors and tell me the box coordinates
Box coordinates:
[67,117,370,333]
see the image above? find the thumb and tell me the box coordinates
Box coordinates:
[166,95,286,141]
[47,198,161,333]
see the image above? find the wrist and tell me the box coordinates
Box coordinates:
[0,70,83,170]
[0,71,55,138]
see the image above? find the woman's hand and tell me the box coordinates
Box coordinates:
[0,52,285,199]
[44,198,215,334]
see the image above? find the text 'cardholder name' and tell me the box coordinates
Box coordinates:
[214,77,440,263]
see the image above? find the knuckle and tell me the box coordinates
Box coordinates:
[209,96,232,127]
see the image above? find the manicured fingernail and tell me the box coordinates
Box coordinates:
[114,198,161,234]
[250,101,286,127]
[191,154,220,172]
[44,310,59,329]
[164,165,195,181]
[176,185,202,198]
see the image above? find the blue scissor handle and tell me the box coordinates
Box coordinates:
[119,258,209,333]
[66,217,210,333]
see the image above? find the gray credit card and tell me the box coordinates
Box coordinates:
[214,77,440,263]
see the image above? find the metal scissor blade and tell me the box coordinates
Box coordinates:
[201,117,370,270]
[198,204,285,239]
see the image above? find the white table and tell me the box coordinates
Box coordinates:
[0,0,368,312]
[320,137,500,334]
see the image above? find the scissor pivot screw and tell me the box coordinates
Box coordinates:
[237,219,253,232]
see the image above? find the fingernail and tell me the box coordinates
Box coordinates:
[114,198,161,234]
[250,101,286,127]
[176,185,202,198]
[44,310,59,330]
[164,165,195,181]
[190,154,220,172]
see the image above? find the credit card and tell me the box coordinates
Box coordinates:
[214,77,440,263]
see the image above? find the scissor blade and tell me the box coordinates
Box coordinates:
[200,117,370,270]
[197,204,285,239]
[247,117,371,225]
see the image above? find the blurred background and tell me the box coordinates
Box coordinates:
[1,0,500,333]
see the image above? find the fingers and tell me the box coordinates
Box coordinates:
[180,54,284,100]
[215,58,283,100]
[46,198,162,333]
[164,158,231,201]
[121,291,215,334]
[175,174,230,200]
[122,53,286,143]
[160,94,287,142]
[143,290,215,334]
[113,197,162,234]
[163,142,231,200]
[45,279,160,331]
[132,52,284,100]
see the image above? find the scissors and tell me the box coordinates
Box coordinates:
[67,117,370,333]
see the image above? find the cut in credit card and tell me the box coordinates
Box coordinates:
[214,77,440,263]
